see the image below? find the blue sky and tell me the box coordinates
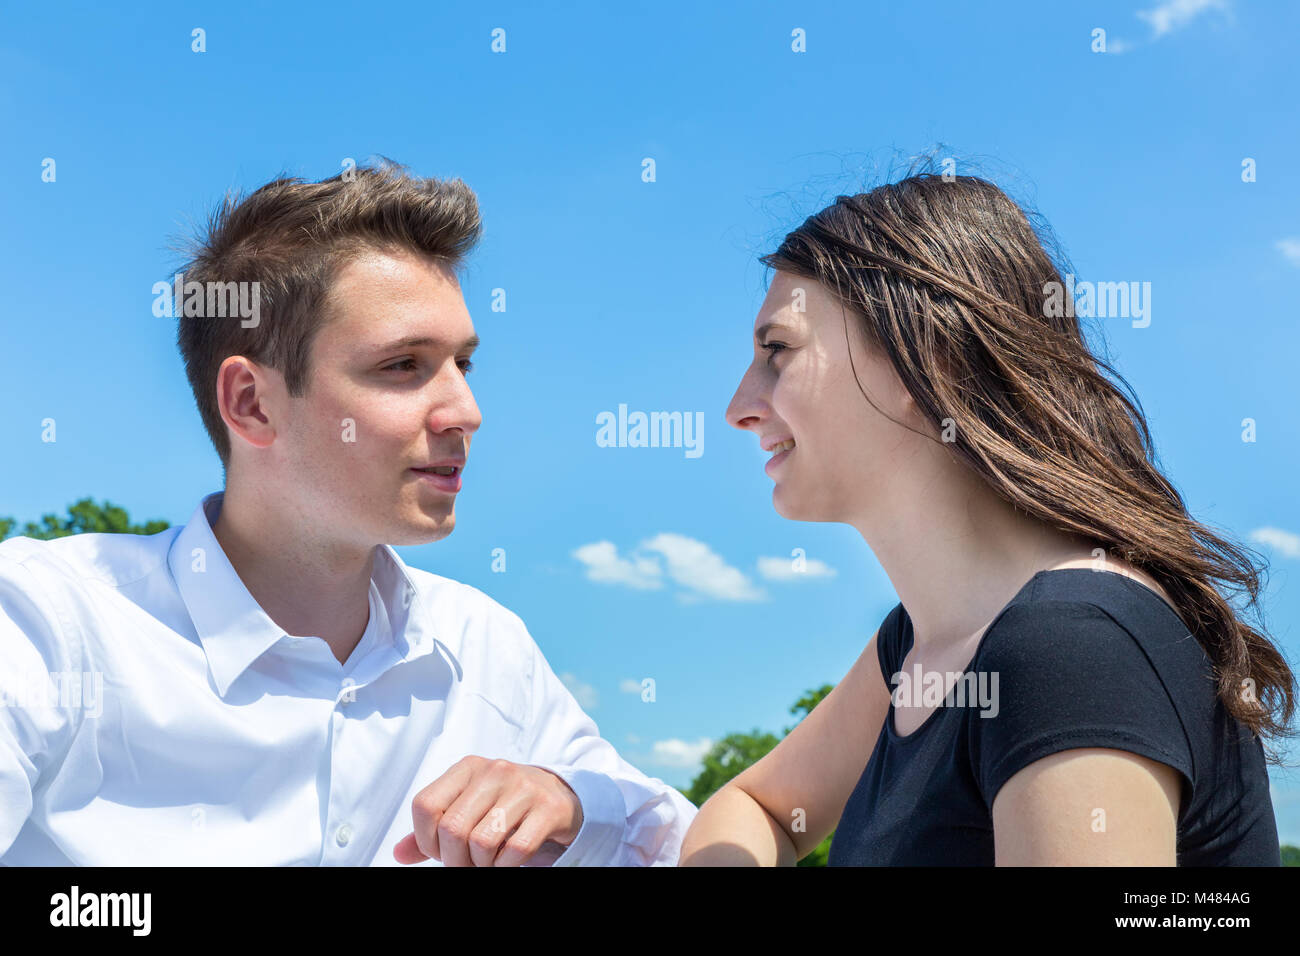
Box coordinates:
[4,0,1300,843]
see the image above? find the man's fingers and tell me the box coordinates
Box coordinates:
[468,798,530,868]
[403,757,581,867]
[392,832,428,864]
[492,809,555,867]
[410,758,476,862]
[437,776,507,867]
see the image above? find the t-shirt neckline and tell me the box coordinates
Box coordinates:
[884,567,1177,744]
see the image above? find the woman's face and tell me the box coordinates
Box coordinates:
[725,271,927,523]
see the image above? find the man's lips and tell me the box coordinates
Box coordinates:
[411,458,466,474]
[410,460,465,493]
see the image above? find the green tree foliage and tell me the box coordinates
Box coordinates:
[680,731,781,809]
[679,683,836,866]
[0,498,169,541]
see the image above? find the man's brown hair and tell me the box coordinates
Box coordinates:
[173,158,482,472]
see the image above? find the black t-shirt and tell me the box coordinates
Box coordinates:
[828,568,1281,866]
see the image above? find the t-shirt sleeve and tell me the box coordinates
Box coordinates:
[968,599,1194,812]
[874,603,906,696]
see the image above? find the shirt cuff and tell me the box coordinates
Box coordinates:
[525,765,627,867]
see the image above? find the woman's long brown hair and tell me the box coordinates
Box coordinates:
[761,170,1296,764]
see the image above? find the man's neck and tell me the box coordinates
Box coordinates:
[211,487,376,666]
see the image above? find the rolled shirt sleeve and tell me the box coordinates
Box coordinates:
[515,624,698,866]
[0,550,85,856]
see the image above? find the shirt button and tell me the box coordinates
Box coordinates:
[335,824,352,847]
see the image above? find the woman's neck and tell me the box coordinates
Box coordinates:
[852,460,1095,652]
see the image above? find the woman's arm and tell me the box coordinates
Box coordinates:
[992,747,1181,865]
[677,785,799,865]
[679,628,893,865]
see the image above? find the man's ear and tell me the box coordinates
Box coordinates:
[216,355,278,453]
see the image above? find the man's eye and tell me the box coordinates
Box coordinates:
[383,358,474,374]
[761,342,788,360]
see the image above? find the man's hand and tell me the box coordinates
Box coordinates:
[393,756,585,867]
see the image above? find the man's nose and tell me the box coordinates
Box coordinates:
[433,368,482,437]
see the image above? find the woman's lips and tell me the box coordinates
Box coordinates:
[765,445,793,477]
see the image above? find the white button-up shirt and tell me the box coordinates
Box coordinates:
[0,492,697,865]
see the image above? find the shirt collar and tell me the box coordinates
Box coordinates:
[168,491,436,697]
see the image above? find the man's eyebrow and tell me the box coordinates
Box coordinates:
[372,334,480,352]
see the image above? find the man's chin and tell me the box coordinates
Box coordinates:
[387,514,456,547]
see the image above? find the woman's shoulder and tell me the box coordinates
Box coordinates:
[970,568,1215,758]
[982,566,1195,660]
[964,568,1206,809]
[966,566,1223,741]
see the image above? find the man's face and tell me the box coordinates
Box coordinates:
[269,248,481,548]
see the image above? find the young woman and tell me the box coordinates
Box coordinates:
[679,173,1295,866]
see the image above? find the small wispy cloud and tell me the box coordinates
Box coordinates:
[1136,0,1229,39]
[1275,238,1300,268]
[571,540,664,590]
[648,737,714,768]
[619,678,644,694]
[756,555,839,581]
[559,672,599,710]
[641,533,766,602]
[573,534,765,602]
[1249,527,1300,560]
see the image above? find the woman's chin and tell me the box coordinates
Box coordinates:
[772,486,804,521]
[773,486,836,523]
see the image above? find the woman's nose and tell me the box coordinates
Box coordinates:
[725,366,766,431]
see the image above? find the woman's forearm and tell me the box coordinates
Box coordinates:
[678,783,799,866]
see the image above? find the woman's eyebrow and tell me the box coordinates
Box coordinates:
[754,322,794,342]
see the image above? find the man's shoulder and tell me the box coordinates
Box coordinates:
[400,564,535,646]
[0,528,180,595]
[396,566,549,705]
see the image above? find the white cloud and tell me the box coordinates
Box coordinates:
[1275,238,1300,268]
[756,555,839,581]
[648,737,714,768]
[619,678,644,694]
[1249,527,1300,560]
[1136,0,1229,39]
[571,540,663,589]
[640,532,766,602]
[574,534,765,602]
[558,672,599,710]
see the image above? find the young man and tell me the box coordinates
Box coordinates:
[0,161,697,866]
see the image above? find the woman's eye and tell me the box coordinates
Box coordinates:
[458,359,474,374]
[761,342,788,361]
